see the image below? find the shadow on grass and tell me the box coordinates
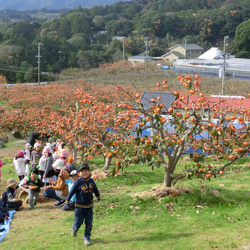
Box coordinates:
[93,232,194,244]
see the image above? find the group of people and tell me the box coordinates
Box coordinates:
[0,139,100,246]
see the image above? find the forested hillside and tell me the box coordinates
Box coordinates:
[0,0,250,83]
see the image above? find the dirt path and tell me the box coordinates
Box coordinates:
[0,139,26,158]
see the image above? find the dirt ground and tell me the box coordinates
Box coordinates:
[128,185,193,198]
[0,139,26,158]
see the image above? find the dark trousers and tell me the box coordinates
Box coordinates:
[39,170,44,181]
[43,188,61,202]
[8,200,22,210]
[18,175,24,181]
[73,207,93,240]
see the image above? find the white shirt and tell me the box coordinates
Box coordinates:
[13,157,26,176]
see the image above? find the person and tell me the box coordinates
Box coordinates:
[58,141,66,157]
[25,166,43,210]
[24,143,32,175]
[43,146,56,186]
[0,159,2,183]
[67,156,76,175]
[43,159,69,207]
[62,170,78,211]
[31,142,42,169]
[64,163,100,246]
[13,150,26,180]
[60,148,69,168]
[1,178,23,211]
[38,150,46,182]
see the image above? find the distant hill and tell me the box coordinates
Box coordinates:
[0,0,132,11]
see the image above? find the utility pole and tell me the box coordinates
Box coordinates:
[36,42,43,85]
[222,36,229,96]
[184,39,187,59]
[145,37,149,70]
[122,38,125,62]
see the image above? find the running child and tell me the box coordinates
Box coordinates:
[64,163,100,246]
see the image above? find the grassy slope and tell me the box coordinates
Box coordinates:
[0,139,250,249]
[58,67,250,97]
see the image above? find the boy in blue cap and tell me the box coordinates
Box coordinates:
[63,163,100,246]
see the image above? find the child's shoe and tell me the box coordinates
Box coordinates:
[29,206,34,210]
[84,239,91,246]
[33,199,37,207]
[53,200,65,207]
[72,230,77,237]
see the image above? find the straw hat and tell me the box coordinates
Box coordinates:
[7,178,17,187]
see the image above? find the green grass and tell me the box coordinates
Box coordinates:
[0,140,250,249]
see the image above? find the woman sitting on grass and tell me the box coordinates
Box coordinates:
[43,159,69,207]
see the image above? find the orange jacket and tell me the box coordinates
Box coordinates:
[50,170,69,197]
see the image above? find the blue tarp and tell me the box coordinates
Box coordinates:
[162,66,170,70]
[0,210,16,242]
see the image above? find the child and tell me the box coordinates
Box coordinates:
[25,166,43,210]
[24,143,32,175]
[58,141,66,157]
[43,146,56,186]
[31,142,42,169]
[62,170,78,211]
[43,159,69,207]
[67,156,76,175]
[64,163,100,246]
[0,159,2,183]
[13,150,26,180]
[60,149,69,168]
[38,150,46,182]
[40,146,53,182]
[1,178,23,211]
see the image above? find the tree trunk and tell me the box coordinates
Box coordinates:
[103,156,112,170]
[163,164,172,187]
[73,147,78,163]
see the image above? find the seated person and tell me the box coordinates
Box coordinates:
[62,170,78,211]
[25,166,43,210]
[1,178,23,211]
[43,159,69,207]
[67,156,76,174]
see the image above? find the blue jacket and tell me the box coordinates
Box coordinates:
[65,179,76,203]
[66,177,100,208]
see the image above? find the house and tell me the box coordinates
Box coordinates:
[161,51,184,64]
[162,44,203,64]
[174,95,250,121]
[128,56,152,65]
[134,91,176,114]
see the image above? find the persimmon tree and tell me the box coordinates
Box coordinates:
[53,87,138,169]
[112,75,250,187]
[0,83,78,136]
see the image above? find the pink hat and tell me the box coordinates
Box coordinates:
[17,150,24,158]
[43,146,53,154]
[61,149,69,158]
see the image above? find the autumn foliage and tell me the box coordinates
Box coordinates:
[0,76,249,187]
